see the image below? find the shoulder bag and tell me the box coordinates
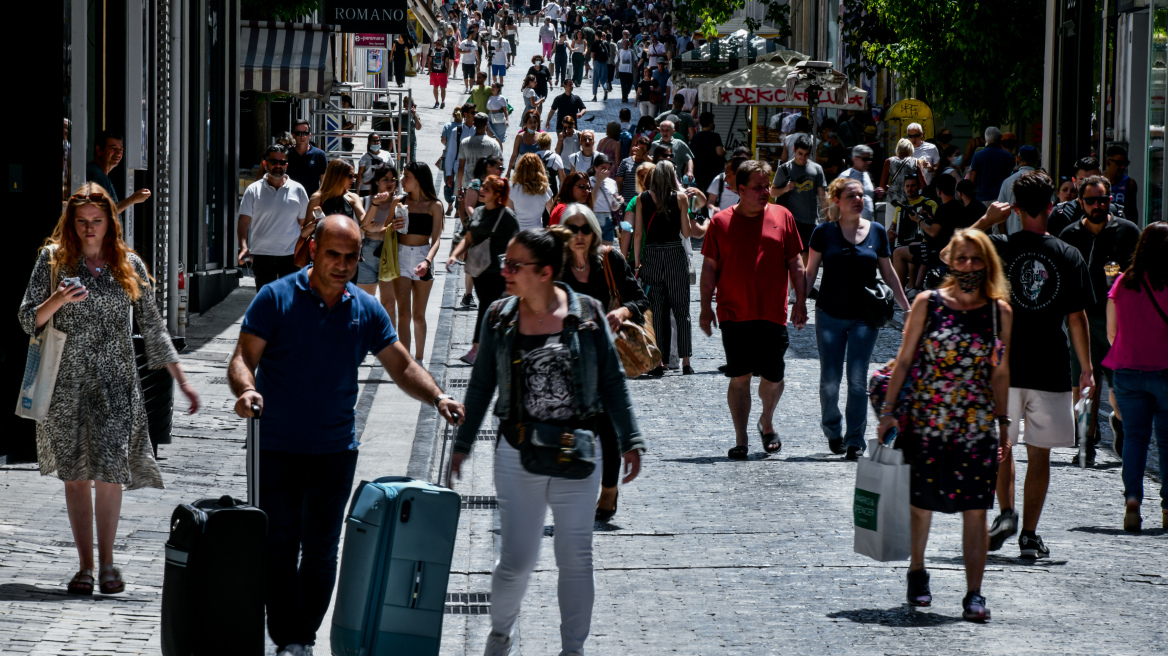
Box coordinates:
[853,226,896,328]
[465,209,506,277]
[1144,275,1168,325]
[16,316,67,422]
[601,247,661,377]
[505,324,598,479]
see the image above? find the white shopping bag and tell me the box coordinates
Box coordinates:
[853,438,911,562]
[15,323,66,422]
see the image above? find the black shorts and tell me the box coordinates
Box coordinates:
[795,221,815,251]
[462,63,476,78]
[909,242,925,266]
[720,320,789,383]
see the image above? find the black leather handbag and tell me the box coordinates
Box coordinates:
[860,281,897,328]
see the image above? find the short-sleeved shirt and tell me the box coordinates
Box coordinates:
[443,122,473,176]
[923,199,973,266]
[990,231,1094,392]
[1103,273,1168,372]
[912,141,940,185]
[470,86,494,113]
[357,150,391,189]
[430,46,451,74]
[771,159,827,225]
[459,39,478,63]
[286,145,328,197]
[809,220,892,321]
[649,138,694,175]
[890,196,939,245]
[241,268,398,454]
[86,162,120,205]
[655,109,694,141]
[458,133,504,187]
[689,130,724,186]
[550,92,586,132]
[616,156,646,200]
[970,144,1016,201]
[701,204,804,325]
[238,176,310,256]
[1057,217,1140,317]
[466,206,520,274]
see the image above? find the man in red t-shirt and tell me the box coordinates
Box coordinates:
[700,160,809,459]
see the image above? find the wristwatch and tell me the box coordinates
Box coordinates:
[434,393,454,408]
[995,415,1012,427]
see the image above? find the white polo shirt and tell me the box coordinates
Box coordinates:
[238,176,309,257]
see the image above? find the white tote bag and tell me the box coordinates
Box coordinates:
[15,322,67,422]
[853,438,911,562]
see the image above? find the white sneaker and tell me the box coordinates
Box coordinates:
[484,630,515,656]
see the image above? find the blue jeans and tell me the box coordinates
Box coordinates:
[1113,369,1168,509]
[592,62,608,96]
[816,309,880,449]
[261,448,359,649]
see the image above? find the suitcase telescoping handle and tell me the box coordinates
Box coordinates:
[246,404,261,507]
[440,410,461,488]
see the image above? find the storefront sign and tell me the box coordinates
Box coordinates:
[367,49,383,73]
[323,0,408,34]
[355,33,388,48]
[717,86,866,111]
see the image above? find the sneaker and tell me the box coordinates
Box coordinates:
[961,591,991,622]
[906,568,931,607]
[1018,533,1049,559]
[987,509,1018,552]
[845,446,863,461]
[461,293,477,309]
[483,630,514,656]
[433,102,441,109]
[441,102,446,109]
[1110,411,1124,457]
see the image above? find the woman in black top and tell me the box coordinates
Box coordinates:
[303,159,366,246]
[805,177,909,459]
[447,174,520,365]
[556,203,648,521]
[553,33,569,85]
[526,54,552,99]
[390,34,409,87]
[633,161,702,376]
[394,162,446,362]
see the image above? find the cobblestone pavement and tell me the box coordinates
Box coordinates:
[2,19,1163,656]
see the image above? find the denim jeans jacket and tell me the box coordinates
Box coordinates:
[453,282,645,456]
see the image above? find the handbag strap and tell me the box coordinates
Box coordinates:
[1143,275,1168,325]
[600,246,622,309]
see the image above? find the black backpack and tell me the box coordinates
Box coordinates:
[540,151,560,196]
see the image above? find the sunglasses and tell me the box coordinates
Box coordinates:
[906,133,922,138]
[1082,195,1111,206]
[858,157,873,162]
[266,158,287,165]
[498,255,538,272]
[70,192,107,204]
[293,130,310,136]
[564,222,594,236]
[576,183,593,190]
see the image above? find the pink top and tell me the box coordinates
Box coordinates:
[1102,273,1168,372]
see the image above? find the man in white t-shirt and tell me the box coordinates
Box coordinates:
[458,36,479,92]
[567,130,597,175]
[237,144,310,289]
[839,144,880,220]
[645,34,666,68]
[906,121,939,186]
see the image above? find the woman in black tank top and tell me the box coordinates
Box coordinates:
[303,159,366,241]
[394,161,447,361]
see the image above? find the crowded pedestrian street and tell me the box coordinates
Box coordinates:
[6,1,1168,655]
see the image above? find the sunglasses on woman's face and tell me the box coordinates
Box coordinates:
[565,222,593,236]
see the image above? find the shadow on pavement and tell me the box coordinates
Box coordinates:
[661,454,779,464]
[1050,460,1122,470]
[826,606,964,626]
[925,555,1070,567]
[0,582,151,603]
[1069,525,1167,536]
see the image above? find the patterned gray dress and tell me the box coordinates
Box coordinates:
[18,247,178,489]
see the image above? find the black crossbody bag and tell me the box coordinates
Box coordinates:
[503,327,598,479]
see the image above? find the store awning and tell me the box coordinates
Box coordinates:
[240,21,333,99]
[408,0,440,38]
[697,61,867,111]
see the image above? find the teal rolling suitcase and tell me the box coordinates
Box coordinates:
[330,476,461,656]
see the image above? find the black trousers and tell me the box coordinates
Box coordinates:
[253,254,299,290]
[472,271,508,344]
[619,72,634,101]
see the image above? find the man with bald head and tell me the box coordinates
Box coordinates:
[226,215,466,656]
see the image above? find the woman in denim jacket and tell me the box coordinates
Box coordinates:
[450,227,644,656]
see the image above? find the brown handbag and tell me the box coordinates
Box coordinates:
[600,247,661,377]
[294,215,320,268]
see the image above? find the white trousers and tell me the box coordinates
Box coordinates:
[492,439,602,655]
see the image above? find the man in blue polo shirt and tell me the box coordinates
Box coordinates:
[286,119,328,196]
[227,216,465,656]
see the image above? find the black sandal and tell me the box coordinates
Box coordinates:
[906,568,932,607]
[67,569,94,595]
[727,445,748,460]
[757,421,782,454]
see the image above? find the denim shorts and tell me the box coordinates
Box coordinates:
[595,211,616,242]
[356,238,383,284]
[492,64,507,77]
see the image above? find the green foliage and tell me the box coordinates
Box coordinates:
[674,1,791,40]
[843,0,1046,126]
[242,0,321,22]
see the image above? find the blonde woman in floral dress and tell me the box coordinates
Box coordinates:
[19,183,200,596]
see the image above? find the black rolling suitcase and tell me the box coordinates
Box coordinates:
[161,408,267,655]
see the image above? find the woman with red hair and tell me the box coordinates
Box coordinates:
[19,183,200,596]
[446,174,519,364]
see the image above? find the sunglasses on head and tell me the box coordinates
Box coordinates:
[70,192,106,204]
[565,222,593,236]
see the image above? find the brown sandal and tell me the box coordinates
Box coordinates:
[98,565,125,594]
[67,569,94,595]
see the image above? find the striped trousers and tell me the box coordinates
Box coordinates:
[641,241,692,359]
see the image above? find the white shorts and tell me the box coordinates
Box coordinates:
[398,243,431,281]
[1007,388,1074,449]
